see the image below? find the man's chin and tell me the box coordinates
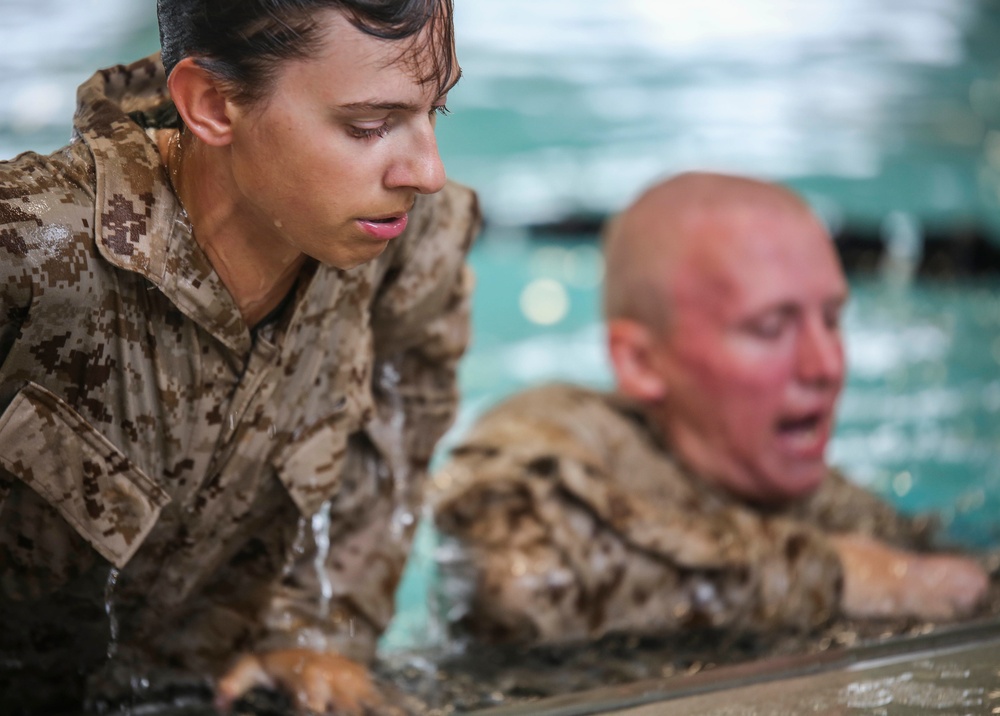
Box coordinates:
[764,461,828,502]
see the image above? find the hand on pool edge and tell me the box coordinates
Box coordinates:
[831,533,989,621]
[215,648,384,715]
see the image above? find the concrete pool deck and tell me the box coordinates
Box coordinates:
[468,618,1000,715]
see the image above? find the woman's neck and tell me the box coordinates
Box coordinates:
[157,128,306,328]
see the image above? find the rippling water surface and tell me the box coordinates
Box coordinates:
[2,2,999,712]
[4,1,1000,231]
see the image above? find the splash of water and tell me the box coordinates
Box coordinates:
[376,361,417,540]
[879,211,924,287]
[311,501,334,619]
[283,515,310,580]
[105,567,120,660]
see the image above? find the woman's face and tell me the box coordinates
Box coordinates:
[224,9,458,269]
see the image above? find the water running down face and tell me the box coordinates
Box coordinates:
[220,8,459,270]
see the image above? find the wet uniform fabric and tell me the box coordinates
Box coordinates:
[0,55,480,710]
[432,383,931,645]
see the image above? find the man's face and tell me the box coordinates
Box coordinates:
[224,10,457,269]
[651,204,848,503]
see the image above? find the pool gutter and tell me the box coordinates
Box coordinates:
[467,617,1000,716]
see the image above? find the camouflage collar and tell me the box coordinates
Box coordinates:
[74,54,250,354]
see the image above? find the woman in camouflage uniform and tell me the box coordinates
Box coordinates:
[0,1,479,713]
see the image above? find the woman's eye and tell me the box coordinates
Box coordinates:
[434,104,451,117]
[349,123,390,140]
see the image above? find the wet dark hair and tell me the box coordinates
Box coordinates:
[157,0,455,104]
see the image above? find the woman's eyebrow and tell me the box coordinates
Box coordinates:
[337,100,418,113]
[336,69,463,114]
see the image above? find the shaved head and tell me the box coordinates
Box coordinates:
[603,171,848,504]
[603,171,819,336]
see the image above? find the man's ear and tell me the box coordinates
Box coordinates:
[167,57,235,147]
[607,318,668,402]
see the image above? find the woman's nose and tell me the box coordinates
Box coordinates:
[385,120,446,195]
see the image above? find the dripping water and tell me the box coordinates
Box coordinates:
[105,567,120,660]
[311,500,334,619]
[282,514,310,580]
[377,361,417,540]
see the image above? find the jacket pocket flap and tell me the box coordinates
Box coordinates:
[274,410,350,518]
[0,382,170,569]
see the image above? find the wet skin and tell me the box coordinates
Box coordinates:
[162,8,460,714]
[162,8,458,326]
[645,201,848,504]
[607,173,988,625]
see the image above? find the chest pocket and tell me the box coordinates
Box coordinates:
[0,382,170,569]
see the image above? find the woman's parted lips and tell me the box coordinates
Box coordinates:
[358,199,415,224]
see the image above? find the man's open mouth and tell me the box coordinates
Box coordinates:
[777,412,821,434]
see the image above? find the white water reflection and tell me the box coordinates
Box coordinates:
[446,0,989,227]
[3,1,995,231]
[0,0,152,157]
[310,501,334,619]
[458,0,969,62]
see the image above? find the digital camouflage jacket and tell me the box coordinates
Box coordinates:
[0,55,480,708]
[432,383,930,645]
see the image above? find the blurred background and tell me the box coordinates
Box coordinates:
[3,0,999,650]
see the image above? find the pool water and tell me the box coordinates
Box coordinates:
[381,229,1000,653]
[2,1,999,712]
[454,234,1000,550]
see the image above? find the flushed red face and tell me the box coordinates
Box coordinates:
[651,202,848,503]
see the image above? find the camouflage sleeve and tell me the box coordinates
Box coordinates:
[0,148,103,598]
[0,145,94,381]
[368,182,481,466]
[0,174,39,372]
[432,433,843,644]
[255,183,481,661]
[799,469,937,550]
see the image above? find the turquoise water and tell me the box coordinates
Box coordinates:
[457,233,1000,550]
[4,1,1000,236]
[383,232,1000,651]
[2,0,999,683]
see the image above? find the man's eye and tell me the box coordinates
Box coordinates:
[746,317,786,339]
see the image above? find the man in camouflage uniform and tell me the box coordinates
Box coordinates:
[0,1,478,713]
[432,172,986,646]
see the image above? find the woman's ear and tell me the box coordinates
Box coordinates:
[607,318,668,402]
[167,57,235,147]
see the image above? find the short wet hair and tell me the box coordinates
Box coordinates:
[156,0,455,104]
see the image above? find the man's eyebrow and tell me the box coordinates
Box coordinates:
[827,292,850,309]
[336,68,462,114]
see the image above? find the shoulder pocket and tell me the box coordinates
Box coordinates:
[0,382,170,568]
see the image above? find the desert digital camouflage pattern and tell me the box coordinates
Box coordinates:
[432,383,931,645]
[0,54,480,710]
